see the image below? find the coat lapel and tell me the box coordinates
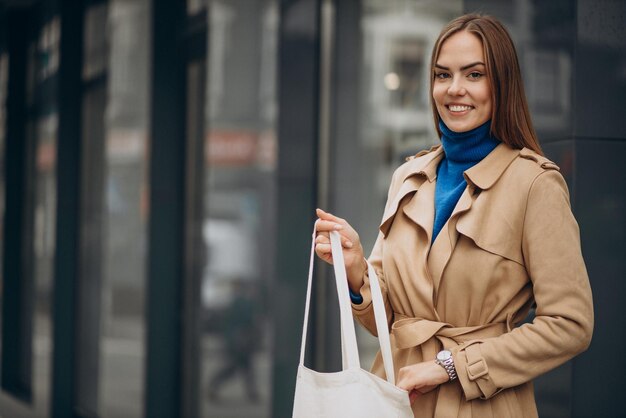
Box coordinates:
[401,177,436,243]
[379,147,443,238]
[428,187,473,299]
[429,144,520,302]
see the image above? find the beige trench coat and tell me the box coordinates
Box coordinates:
[352,143,593,418]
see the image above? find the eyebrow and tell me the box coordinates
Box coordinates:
[435,61,486,71]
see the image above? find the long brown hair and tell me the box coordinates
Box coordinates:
[430,14,543,155]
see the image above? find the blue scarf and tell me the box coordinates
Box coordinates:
[432,120,500,242]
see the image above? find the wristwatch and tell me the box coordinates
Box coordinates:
[435,350,458,381]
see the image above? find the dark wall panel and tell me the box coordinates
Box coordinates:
[1,8,33,403]
[571,140,626,417]
[51,0,85,416]
[574,0,626,139]
[570,1,626,416]
[145,0,187,417]
[271,0,320,416]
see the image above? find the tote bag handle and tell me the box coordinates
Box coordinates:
[298,225,396,384]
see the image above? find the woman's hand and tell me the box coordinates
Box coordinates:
[314,208,367,293]
[396,361,450,405]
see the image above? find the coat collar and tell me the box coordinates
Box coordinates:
[401,145,444,183]
[379,146,444,237]
[379,143,519,238]
[463,143,520,190]
[399,142,519,189]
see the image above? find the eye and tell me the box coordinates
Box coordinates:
[435,72,450,80]
[468,71,483,79]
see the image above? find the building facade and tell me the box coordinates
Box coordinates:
[0,0,623,417]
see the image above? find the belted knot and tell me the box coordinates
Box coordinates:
[391,314,512,356]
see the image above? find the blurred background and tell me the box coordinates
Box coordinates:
[0,0,624,417]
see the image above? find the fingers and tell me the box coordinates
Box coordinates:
[315,219,343,233]
[316,208,344,224]
[315,210,352,249]
[315,209,355,244]
[314,244,333,264]
[315,233,353,249]
[314,210,358,266]
[315,234,329,244]
[316,208,348,235]
[396,362,446,405]
[317,235,353,249]
[315,242,331,254]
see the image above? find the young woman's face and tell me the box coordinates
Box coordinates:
[433,30,492,133]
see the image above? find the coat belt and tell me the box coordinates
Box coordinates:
[392,314,511,352]
[391,314,514,418]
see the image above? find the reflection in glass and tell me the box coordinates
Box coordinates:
[524,47,572,135]
[334,0,462,368]
[201,1,278,416]
[0,53,7,292]
[361,4,458,159]
[30,17,61,413]
[37,17,60,83]
[74,4,110,414]
[32,113,57,417]
[99,0,150,416]
[83,3,108,81]
[387,38,426,110]
[0,15,61,415]
[188,0,208,16]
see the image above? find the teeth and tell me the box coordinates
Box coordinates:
[449,105,472,112]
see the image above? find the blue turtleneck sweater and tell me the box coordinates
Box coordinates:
[432,120,500,242]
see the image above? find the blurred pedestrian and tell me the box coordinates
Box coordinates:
[208,279,260,403]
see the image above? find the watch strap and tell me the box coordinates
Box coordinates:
[436,354,458,381]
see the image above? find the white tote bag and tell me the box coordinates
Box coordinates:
[292,228,413,418]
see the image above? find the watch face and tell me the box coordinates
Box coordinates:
[437,350,452,361]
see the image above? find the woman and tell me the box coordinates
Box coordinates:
[314,13,593,418]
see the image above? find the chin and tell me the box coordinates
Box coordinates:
[446,122,471,133]
[444,120,482,133]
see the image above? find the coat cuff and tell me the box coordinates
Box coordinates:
[451,342,502,401]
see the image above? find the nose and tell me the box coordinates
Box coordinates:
[447,76,466,96]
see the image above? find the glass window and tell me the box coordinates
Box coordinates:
[73,4,110,415]
[0,13,60,417]
[83,3,108,81]
[188,0,208,16]
[31,112,57,415]
[30,16,61,415]
[201,1,278,416]
[0,53,7,305]
[332,0,462,367]
[99,0,150,416]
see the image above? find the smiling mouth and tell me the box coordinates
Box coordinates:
[447,104,473,112]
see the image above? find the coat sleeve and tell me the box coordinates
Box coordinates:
[350,168,403,336]
[451,169,594,400]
